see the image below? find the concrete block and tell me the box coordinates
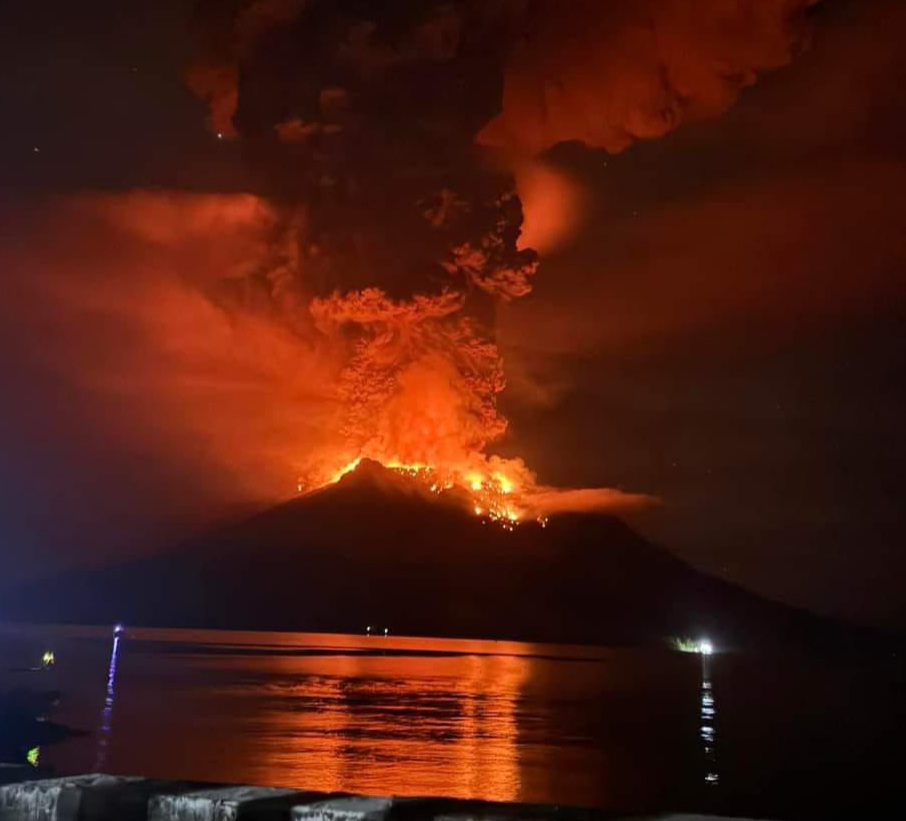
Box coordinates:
[150,786,311,821]
[291,797,393,821]
[0,774,159,821]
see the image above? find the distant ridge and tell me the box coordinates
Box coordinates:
[1,461,884,651]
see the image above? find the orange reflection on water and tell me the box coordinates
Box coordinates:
[34,627,690,810]
[242,641,528,801]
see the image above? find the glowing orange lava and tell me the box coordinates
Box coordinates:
[312,456,528,528]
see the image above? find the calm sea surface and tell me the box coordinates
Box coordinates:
[1,625,904,819]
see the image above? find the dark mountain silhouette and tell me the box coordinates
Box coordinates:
[1,461,883,651]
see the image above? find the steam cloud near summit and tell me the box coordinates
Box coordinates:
[3,0,819,525]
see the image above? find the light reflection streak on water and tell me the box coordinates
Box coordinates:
[93,631,122,771]
[243,646,528,801]
[700,656,719,787]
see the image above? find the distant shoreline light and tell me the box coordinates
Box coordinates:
[669,636,716,655]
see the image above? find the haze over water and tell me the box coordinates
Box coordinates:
[2,625,903,819]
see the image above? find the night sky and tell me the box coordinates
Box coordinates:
[1,0,905,629]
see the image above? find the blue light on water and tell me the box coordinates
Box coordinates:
[93,627,122,771]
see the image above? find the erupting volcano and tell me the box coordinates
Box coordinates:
[291,217,648,524]
[5,0,903,657]
[4,454,877,653]
[295,205,635,525]
[178,0,818,523]
[298,204,547,526]
[321,459,527,526]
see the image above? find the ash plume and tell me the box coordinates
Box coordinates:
[187,0,548,501]
[480,0,819,155]
[182,0,822,514]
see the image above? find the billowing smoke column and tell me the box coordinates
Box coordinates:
[188,0,543,514]
[187,0,817,519]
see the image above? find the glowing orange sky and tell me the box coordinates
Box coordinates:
[2,0,906,626]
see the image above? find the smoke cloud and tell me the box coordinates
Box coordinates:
[480,0,818,155]
[513,160,587,255]
[10,0,906,624]
[177,0,825,515]
[3,0,825,552]
[525,487,658,518]
[186,0,308,138]
[1,192,333,501]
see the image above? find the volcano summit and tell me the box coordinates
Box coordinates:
[2,461,873,652]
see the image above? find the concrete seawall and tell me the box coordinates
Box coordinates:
[0,775,766,821]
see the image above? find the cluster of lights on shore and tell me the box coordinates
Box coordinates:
[299,457,549,530]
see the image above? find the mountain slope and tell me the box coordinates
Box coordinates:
[1,461,875,650]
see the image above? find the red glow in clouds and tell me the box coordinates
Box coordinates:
[1,193,652,526]
[515,162,587,255]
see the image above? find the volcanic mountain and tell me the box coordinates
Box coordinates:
[1,461,875,650]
